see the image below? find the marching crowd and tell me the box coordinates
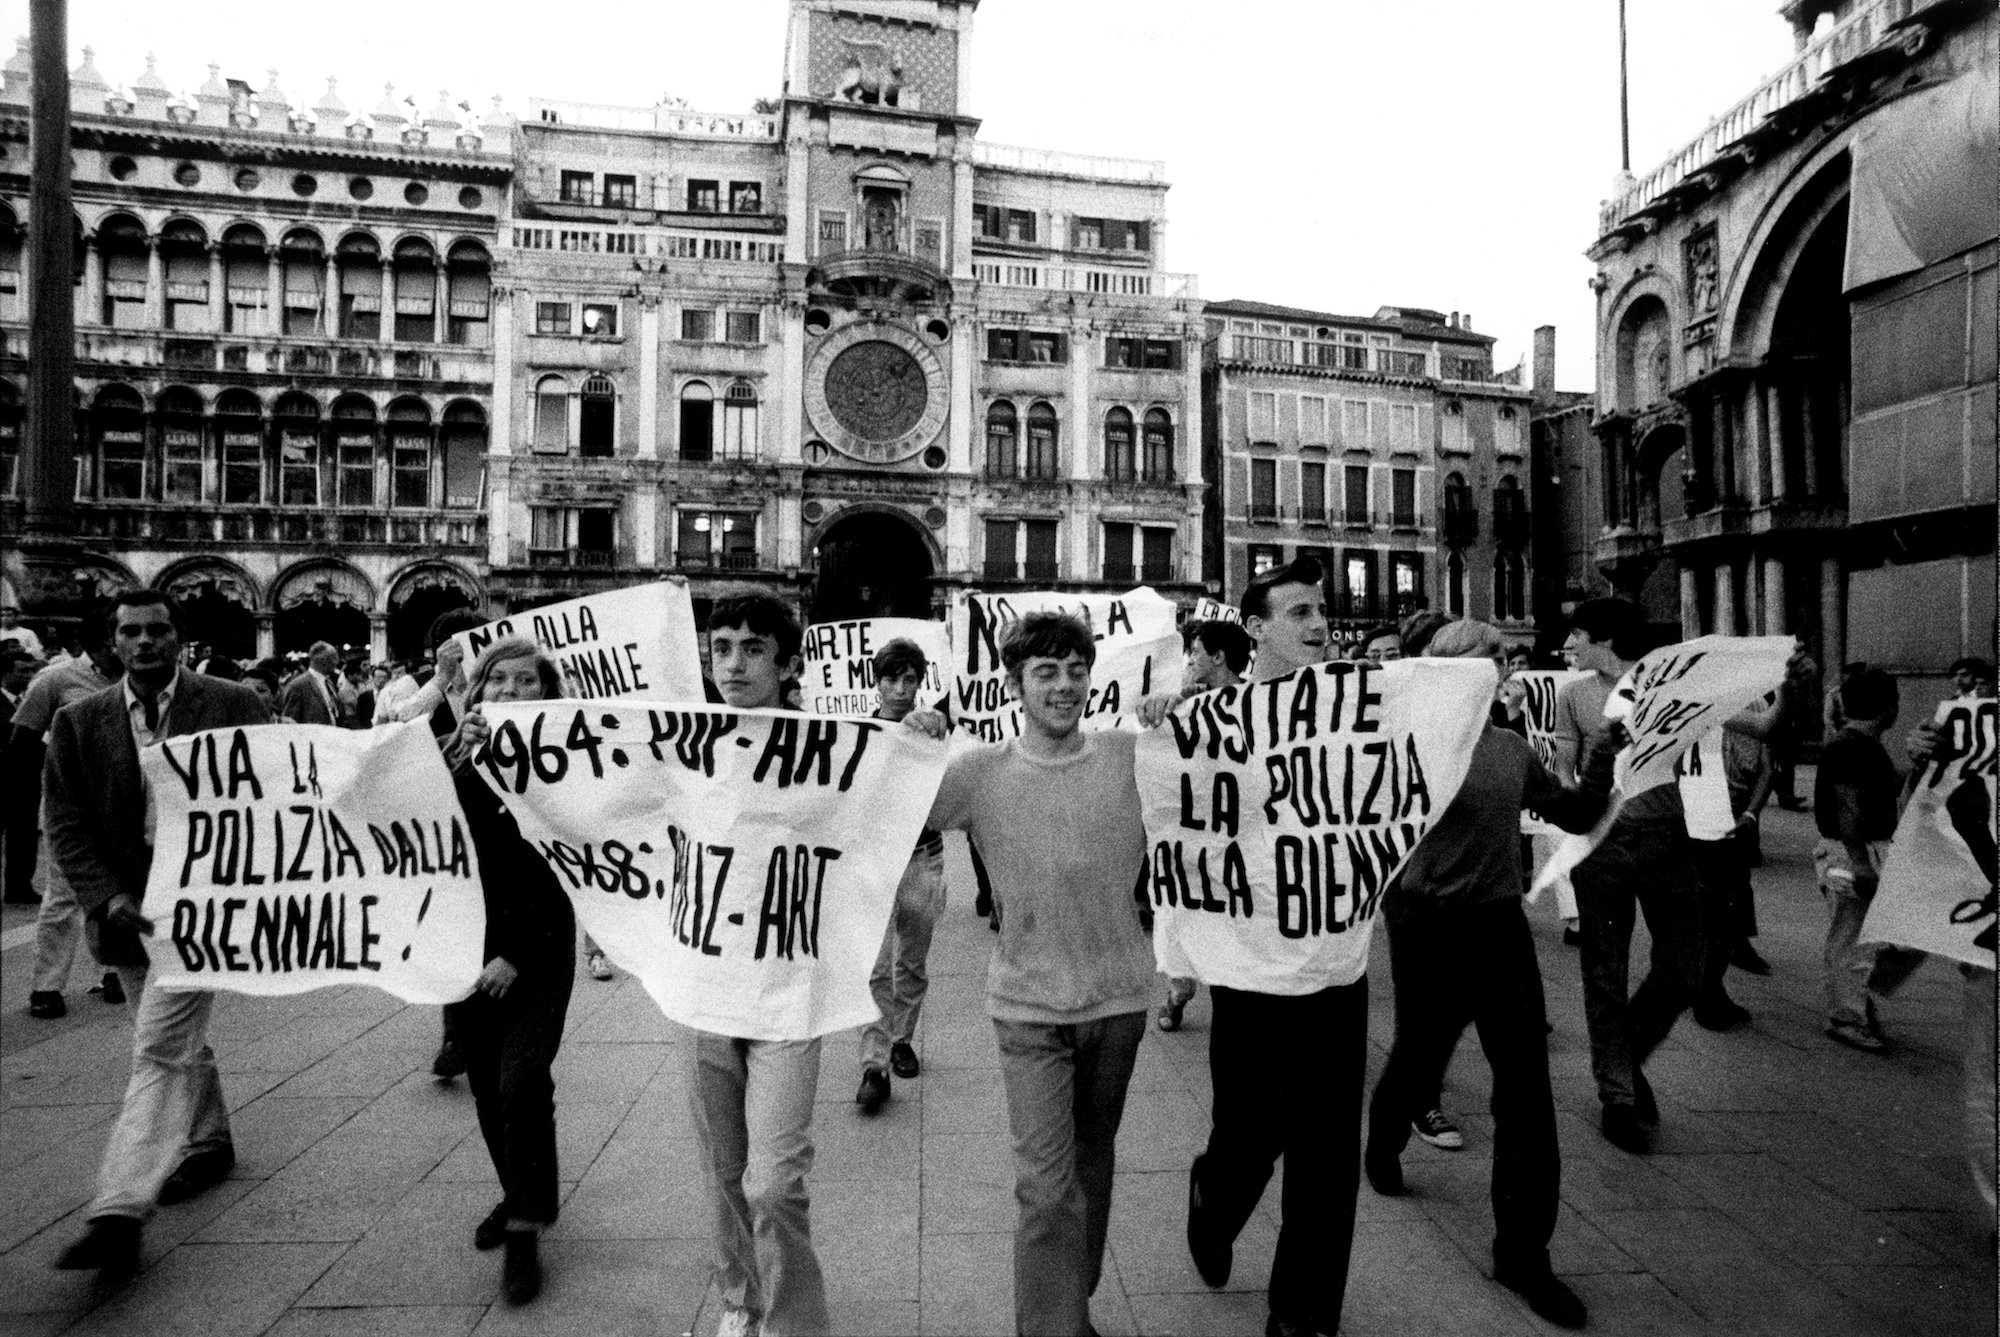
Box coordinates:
[0,573,1992,1337]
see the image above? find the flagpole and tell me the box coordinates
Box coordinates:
[1618,0,1632,172]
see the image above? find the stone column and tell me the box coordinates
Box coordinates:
[1714,390,1735,504]
[1679,565,1700,639]
[378,257,394,346]
[143,237,164,328]
[208,244,225,332]
[1761,554,1786,635]
[323,253,339,338]
[255,612,276,660]
[266,247,282,336]
[777,303,804,464]
[490,285,514,457]
[1751,383,1773,503]
[369,614,388,664]
[432,264,447,344]
[632,491,658,567]
[636,296,659,459]
[1180,331,1203,485]
[948,322,973,473]
[1713,560,1737,636]
[1765,382,1787,503]
[1068,329,1091,481]
[76,237,99,326]
[1798,386,1820,499]
[1819,556,1844,682]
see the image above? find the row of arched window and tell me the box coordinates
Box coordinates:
[65,382,486,511]
[528,375,759,461]
[985,402,1175,482]
[1445,549,1527,621]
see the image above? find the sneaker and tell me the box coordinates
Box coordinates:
[432,1040,466,1080]
[586,951,614,981]
[716,1305,759,1337]
[1826,1021,1889,1054]
[1600,1102,1650,1153]
[27,990,65,1020]
[1412,1109,1464,1150]
[856,1067,890,1114]
[1494,1264,1587,1329]
[889,1041,920,1079]
[99,971,125,1005]
[501,1230,542,1305]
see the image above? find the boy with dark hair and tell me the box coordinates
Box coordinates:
[1815,668,1924,1053]
[689,594,831,1337]
[914,610,1155,1337]
[856,637,949,1112]
[1359,624,1404,664]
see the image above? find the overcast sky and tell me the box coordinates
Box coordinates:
[16,0,1806,387]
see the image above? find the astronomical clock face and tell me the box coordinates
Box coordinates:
[804,321,950,464]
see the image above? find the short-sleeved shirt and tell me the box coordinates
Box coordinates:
[14,658,115,739]
[1815,727,1901,842]
[1552,673,1612,782]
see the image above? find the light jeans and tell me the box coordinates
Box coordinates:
[687,1031,828,1337]
[90,964,233,1221]
[994,1012,1145,1337]
[30,831,85,994]
[858,847,946,1072]
[1965,966,1996,1228]
[1814,840,1925,1027]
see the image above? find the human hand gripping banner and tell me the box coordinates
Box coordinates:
[1863,698,1997,967]
[474,702,949,1040]
[802,617,952,716]
[1135,659,1494,995]
[139,722,485,1003]
[949,587,1183,740]
[451,581,704,703]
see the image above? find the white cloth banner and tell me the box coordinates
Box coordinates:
[802,617,951,716]
[949,587,1182,741]
[1675,729,1736,840]
[140,722,485,1003]
[1136,659,1494,995]
[1191,597,1241,626]
[1516,669,1590,836]
[474,702,949,1040]
[1863,699,1997,968]
[452,581,703,704]
[1614,636,1793,797]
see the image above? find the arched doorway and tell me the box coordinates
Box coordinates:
[274,562,374,657]
[386,563,480,661]
[810,508,935,623]
[160,561,258,660]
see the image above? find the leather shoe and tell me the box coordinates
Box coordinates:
[889,1042,921,1079]
[1633,1069,1659,1126]
[99,971,125,1005]
[1601,1102,1650,1153]
[1730,943,1773,975]
[1693,997,1752,1031]
[1265,1314,1333,1337]
[27,991,65,1020]
[432,1040,466,1080]
[856,1067,889,1114]
[1186,1163,1231,1287]
[1364,1149,1406,1196]
[55,1216,141,1273]
[1495,1265,1587,1329]
[474,1202,509,1251]
[158,1147,235,1205]
[501,1230,542,1305]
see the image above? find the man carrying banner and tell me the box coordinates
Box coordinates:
[1363,619,1618,1330]
[686,595,831,1337]
[44,590,271,1274]
[915,610,1156,1337]
[855,637,949,1113]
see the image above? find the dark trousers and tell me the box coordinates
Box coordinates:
[1367,899,1559,1271]
[447,954,574,1224]
[1195,978,1367,1335]
[3,770,37,902]
[1573,829,1707,1109]
[1691,833,1757,1001]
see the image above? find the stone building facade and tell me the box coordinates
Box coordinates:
[488,0,1204,626]
[0,43,510,660]
[1586,0,1994,714]
[1201,299,1534,642]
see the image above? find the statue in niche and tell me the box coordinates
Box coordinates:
[862,187,901,252]
[1686,230,1720,316]
[833,37,903,106]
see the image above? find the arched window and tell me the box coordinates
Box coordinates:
[579,375,616,458]
[91,384,146,500]
[1104,407,1134,481]
[1493,550,1525,622]
[440,400,487,509]
[332,394,377,507]
[98,213,149,328]
[220,223,268,334]
[444,240,490,346]
[159,219,210,333]
[275,392,322,506]
[1447,550,1465,616]
[391,237,437,342]
[1494,473,1524,545]
[679,381,714,462]
[721,382,758,461]
[1142,408,1173,482]
[386,397,432,507]
[279,228,325,336]
[335,232,382,339]
[985,400,1017,478]
[215,388,265,505]
[532,375,569,454]
[0,379,21,497]
[0,203,21,324]
[1025,401,1058,480]
[157,386,206,503]
[1443,470,1475,545]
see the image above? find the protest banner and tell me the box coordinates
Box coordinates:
[474,701,949,1039]
[949,586,1182,741]
[1613,635,1792,797]
[1136,658,1494,994]
[140,722,485,1004]
[1515,668,1590,835]
[802,617,951,716]
[1863,698,1997,967]
[451,581,703,704]
[1191,596,1241,626]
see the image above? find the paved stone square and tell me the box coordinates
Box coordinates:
[1,802,1992,1336]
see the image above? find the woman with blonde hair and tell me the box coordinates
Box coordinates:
[441,637,577,1305]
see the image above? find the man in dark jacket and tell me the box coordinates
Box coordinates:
[44,590,270,1274]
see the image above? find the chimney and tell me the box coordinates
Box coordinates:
[1533,325,1557,393]
[1449,310,1459,329]
[1460,312,1471,332]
